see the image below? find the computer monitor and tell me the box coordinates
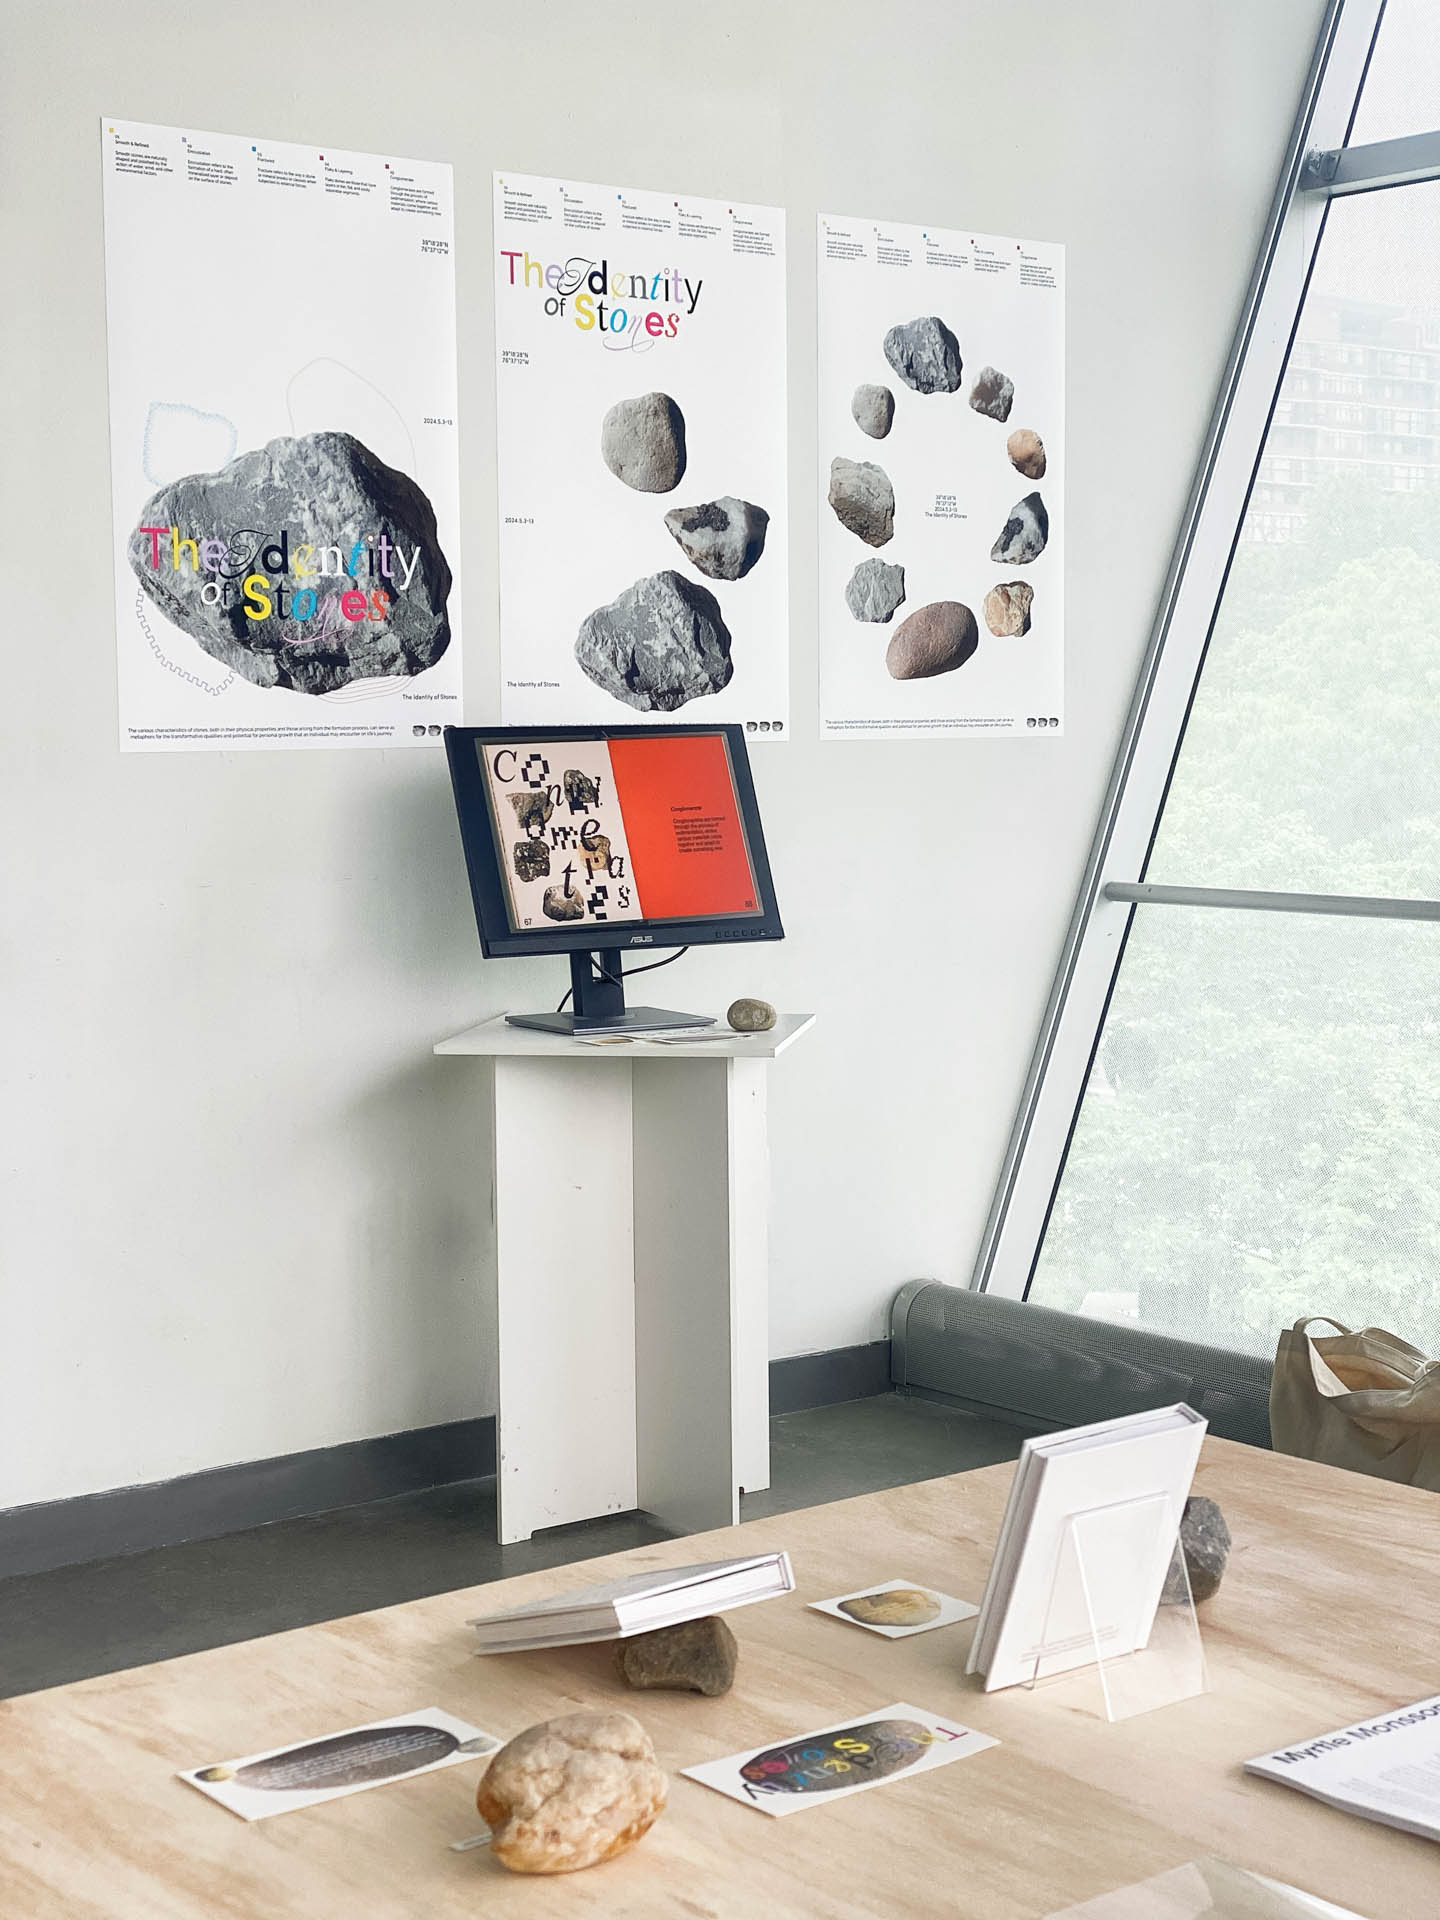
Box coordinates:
[444,724,783,1034]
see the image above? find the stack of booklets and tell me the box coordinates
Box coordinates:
[467,1552,794,1653]
[967,1403,1207,1691]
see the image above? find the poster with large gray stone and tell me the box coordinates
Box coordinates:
[494,172,789,739]
[817,213,1064,739]
[103,119,462,751]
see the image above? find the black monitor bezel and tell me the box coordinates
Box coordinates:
[444,723,784,959]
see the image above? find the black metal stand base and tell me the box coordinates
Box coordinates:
[504,947,715,1037]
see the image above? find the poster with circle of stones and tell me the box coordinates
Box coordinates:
[102,118,463,752]
[818,213,1064,739]
[493,172,789,740]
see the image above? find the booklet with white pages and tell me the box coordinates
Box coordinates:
[468,1553,794,1652]
[1246,1694,1440,1843]
[967,1403,1207,1692]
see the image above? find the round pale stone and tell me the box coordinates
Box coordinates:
[476,1710,667,1875]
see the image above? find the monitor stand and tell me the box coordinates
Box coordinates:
[505,947,716,1037]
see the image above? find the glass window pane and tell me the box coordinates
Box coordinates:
[1348,0,1440,146]
[1145,181,1440,897]
[1027,905,1440,1359]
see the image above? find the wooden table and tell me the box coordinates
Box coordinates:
[1,1439,1434,1918]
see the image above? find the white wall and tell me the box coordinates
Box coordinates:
[0,0,1326,1508]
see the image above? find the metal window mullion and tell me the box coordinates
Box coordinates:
[1303,128,1440,196]
[971,0,1387,1303]
[1103,881,1440,924]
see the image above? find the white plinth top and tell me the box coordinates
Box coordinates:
[435,1012,815,1060]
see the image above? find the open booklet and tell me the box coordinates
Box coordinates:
[967,1403,1207,1692]
[1246,1694,1440,1843]
[467,1553,794,1653]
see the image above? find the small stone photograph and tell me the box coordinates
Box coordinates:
[808,1577,980,1639]
[178,1707,499,1822]
[681,1701,996,1817]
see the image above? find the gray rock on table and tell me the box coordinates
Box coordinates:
[851,383,895,439]
[127,431,453,695]
[1164,1495,1232,1604]
[845,558,906,623]
[663,496,769,580]
[990,492,1049,564]
[600,392,687,493]
[1007,427,1047,480]
[828,456,895,547]
[969,365,1015,422]
[615,1615,738,1697]
[984,580,1034,636]
[883,315,963,394]
[727,997,777,1032]
[886,601,979,680]
[575,570,733,712]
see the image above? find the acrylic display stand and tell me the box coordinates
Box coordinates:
[1026,1493,1207,1722]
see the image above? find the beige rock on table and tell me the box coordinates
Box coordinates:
[475,1710,667,1875]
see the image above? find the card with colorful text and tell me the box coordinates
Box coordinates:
[682,1702,995,1818]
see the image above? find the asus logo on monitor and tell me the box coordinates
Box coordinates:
[629,934,655,945]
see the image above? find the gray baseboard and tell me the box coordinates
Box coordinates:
[1,1341,893,1580]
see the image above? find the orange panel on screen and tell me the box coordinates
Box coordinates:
[608,734,760,921]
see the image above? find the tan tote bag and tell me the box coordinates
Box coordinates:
[1270,1315,1440,1492]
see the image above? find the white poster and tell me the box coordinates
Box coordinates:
[817,213,1064,739]
[102,119,462,752]
[494,172,788,739]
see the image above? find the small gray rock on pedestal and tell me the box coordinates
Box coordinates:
[615,1616,738,1697]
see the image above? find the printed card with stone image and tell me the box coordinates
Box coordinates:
[179,1707,501,1821]
[682,1702,996,1818]
[809,1578,979,1639]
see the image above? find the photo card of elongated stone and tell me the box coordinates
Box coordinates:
[990,492,1048,564]
[882,316,963,394]
[663,496,769,580]
[600,392,687,493]
[575,570,733,712]
[127,431,453,695]
[828,456,895,547]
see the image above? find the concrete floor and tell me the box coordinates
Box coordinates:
[0,1393,1024,1700]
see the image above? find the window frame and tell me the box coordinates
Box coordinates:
[972,0,1440,1302]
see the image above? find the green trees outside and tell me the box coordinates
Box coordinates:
[1030,475,1440,1355]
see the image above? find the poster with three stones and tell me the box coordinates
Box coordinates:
[493,171,789,739]
[102,118,462,752]
[818,212,1064,739]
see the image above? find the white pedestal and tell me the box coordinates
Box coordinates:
[434,1014,814,1544]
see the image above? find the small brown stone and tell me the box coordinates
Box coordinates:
[727,997,777,1032]
[614,1615,738,1696]
[984,581,1034,637]
[886,601,979,680]
[1007,428,1046,480]
[476,1710,667,1875]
